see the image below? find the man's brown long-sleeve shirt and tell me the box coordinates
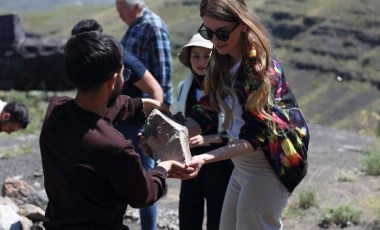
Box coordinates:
[39,96,167,230]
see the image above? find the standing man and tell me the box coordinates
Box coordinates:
[0,100,30,134]
[70,19,164,103]
[39,30,191,230]
[116,0,172,106]
[115,1,173,229]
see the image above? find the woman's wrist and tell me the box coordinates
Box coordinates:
[219,132,229,144]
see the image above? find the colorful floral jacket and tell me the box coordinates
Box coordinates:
[189,48,309,192]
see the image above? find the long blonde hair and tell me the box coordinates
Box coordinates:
[200,0,274,130]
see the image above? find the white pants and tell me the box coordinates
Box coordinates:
[220,149,290,230]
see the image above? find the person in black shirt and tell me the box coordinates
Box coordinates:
[39,30,192,230]
[175,33,233,230]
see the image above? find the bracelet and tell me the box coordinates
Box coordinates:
[219,132,229,144]
[220,132,228,139]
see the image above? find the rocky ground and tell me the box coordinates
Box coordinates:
[0,124,379,230]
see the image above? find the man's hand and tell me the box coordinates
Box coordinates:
[157,160,195,180]
[137,132,154,158]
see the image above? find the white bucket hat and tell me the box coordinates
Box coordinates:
[178,33,213,68]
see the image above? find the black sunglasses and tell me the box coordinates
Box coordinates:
[198,23,239,41]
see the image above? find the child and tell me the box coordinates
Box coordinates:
[175,33,233,230]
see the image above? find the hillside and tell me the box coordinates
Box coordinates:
[253,0,380,134]
[0,0,380,135]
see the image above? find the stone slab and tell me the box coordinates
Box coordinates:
[144,109,191,163]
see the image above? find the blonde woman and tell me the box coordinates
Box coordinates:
[182,0,310,229]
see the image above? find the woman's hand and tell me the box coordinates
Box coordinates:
[185,154,207,179]
[189,134,223,148]
[189,135,206,148]
[141,98,171,117]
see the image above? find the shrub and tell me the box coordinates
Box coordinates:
[360,148,380,176]
[0,144,32,159]
[298,190,316,209]
[336,169,358,182]
[319,204,361,228]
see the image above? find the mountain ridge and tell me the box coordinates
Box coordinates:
[0,0,379,134]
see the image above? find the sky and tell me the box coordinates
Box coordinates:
[0,0,114,12]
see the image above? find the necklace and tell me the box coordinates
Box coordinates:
[230,59,242,88]
[231,73,238,88]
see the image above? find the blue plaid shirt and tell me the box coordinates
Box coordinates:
[121,8,173,106]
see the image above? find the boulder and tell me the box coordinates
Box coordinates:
[144,109,191,163]
[0,204,23,230]
[2,177,36,205]
[26,189,48,210]
[18,204,47,222]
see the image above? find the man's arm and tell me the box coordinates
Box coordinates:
[133,70,164,102]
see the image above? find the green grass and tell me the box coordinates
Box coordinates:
[360,192,380,224]
[298,190,316,209]
[282,206,305,219]
[23,5,116,38]
[320,203,362,228]
[0,144,33,159]
[360,148,380,176]
[281,189,317,219]
[336,169,358,182]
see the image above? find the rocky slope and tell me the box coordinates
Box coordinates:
[250,0,380,133]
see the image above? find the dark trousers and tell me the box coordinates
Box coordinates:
[179,159,234,230]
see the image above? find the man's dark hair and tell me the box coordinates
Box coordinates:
[64,31,124,90]
[3,102,30,128]
[71,19,103,36]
